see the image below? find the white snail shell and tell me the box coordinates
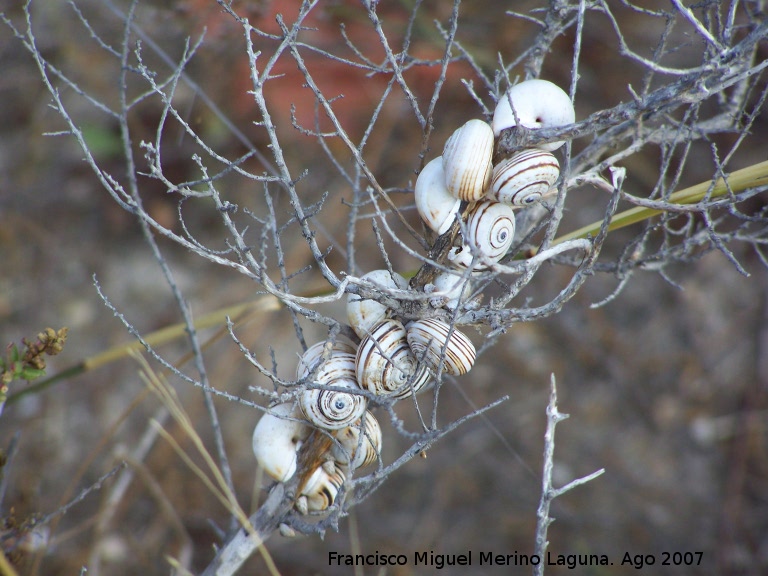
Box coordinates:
[489,149,560,206]
[347,269,408,339]
[296,465,346,514]
[298,352,367,430]
[448,201,516,269]
[356,319,432,398]
[492,79,575,151]
[296,340,358,380]
[406,319,476,376]
[252,402,309,482]
[414,156,461,234]
[442,119,494,201]
[332,411,382,470]
[430,271,472,310]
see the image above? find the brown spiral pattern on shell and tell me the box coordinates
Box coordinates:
[466,201,516,261]
[489,149,560,206]
[299,465,346,513]
[299,353,367,430]
[442,119,494,201]
[406,319,476,376]
[356,319,432,398]
[296,341,358,380]
[332,411,382,470]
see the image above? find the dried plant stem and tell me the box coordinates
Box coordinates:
[200,482,293,576]
[533,375,604,576]
[552,160,768,250]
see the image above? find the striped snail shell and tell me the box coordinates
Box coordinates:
[448,201,516,270]
[356,318,432,399]
[492,79,575,151]
[347,269,408,339]
[296,340,358,380]
[252,401,309,483]
[406,319,476,376]
[298,352,367,430]
[442,119,494,201]
[296,464,346,514]
[489,149,560,207]
[332,411,382,470]
[414,156,461,234]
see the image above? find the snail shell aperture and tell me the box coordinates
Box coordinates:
[296,465,346,514]
[492,79,575,151]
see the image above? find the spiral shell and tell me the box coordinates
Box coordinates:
[448,201,516,269]
[442,119,494,201]
[492,79,575,151]
[299,353,367,430]
[296,465,346,514]
[406,319,476,376]
[252,402,309,482]
[489,149,560,206]
[296,340,358,380]
[414,156,461,234]
[347,269,408,339]
[356,319,432,398]
[332,411,382,470]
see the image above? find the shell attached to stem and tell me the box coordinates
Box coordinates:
[406,319,476,376]
[252,402,309,482]
[442,119,494,201]
[356,318,432,398]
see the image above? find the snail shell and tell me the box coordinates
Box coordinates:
[356,319,432,398]
[296,465,346,514]
[347,269,408,339]
[296,340,358,380]
[298,352,367,430]
[489,149,560,206]
[442,119,494,201]
[406,319,476,376]
[252,402,309,482]
[448,201,516,269]
[430,271,472,310]
[492,79,575,151]
[332,411,382,470]
[414,156,461,234]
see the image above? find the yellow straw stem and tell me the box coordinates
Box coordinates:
[552,159,768,246]
[85,298,280,371]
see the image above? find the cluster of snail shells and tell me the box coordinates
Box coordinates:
[348,270,477,393]
[252,339,383,515]
[252,266,479,515]
[255,82,573,508]
[415,79,574,271]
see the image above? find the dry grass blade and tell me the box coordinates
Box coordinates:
[551,162,768,249]
[133,352,281,576]
[0,551,21,576]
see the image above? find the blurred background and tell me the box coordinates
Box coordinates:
[1,1,767,574]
